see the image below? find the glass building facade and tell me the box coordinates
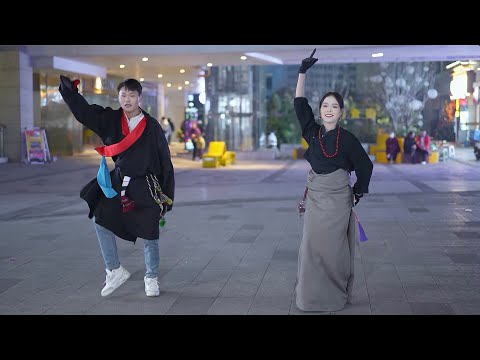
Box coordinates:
[204,65,262,151]
[30,61,465,156]
[204,63,358,151]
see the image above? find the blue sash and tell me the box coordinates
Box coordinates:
[97,156,117,198]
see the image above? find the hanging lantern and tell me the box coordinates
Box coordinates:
[427,89,438,99]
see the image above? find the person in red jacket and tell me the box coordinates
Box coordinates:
[415,130,430,164]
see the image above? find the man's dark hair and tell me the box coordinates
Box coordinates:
[117,78,142,95]
[319,91,344,110]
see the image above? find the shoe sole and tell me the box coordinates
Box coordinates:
[145,291,160,297]
[101,272,131,297]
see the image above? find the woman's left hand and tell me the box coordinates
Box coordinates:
[353,193,363,206]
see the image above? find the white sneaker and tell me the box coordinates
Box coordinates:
[144,276,160,297]
[421,161,427,165]
[101,265,131,296]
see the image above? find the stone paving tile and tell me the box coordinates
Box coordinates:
[371,301,413,315]
[409,302,455,315]
[166,296,217,315]
[248,295,292,315]
[207,297,254,315]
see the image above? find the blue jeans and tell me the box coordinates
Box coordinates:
[93,219,159,278]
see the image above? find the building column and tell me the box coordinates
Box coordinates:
[167,90,186,134]
[156,82,166,120]
[0,48,34,162]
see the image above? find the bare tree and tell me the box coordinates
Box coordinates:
[365,62,439,134]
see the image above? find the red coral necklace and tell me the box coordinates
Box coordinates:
[318,125,340,158]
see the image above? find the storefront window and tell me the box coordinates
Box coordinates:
[205,66,256,151]
[36,72,158,154]
[38,71,84,155]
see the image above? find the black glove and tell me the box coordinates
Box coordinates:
[354,193,363,206]
[299,48,318,74]
[59,75,80,92]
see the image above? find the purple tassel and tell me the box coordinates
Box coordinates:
[353,211,368,242]
[357,221,368,242]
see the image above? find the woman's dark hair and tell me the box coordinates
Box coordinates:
[407,131,414,137]
[319,91,344,111]
[117,78,142,95]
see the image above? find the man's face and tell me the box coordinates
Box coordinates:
[118,87,141,115]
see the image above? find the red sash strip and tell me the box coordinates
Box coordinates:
[95,113,146,157]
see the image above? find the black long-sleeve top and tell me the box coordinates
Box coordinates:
[403,136,417,153]
[294,97,373,194]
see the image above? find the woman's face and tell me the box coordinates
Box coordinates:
[320,95,342,124]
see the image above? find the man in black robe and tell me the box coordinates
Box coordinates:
[59,76,175,297]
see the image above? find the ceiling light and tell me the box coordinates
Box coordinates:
[142,57,149,62]
[184,81,190,85]
[446,61,460,69]
[139,78,144,82]
[119,64,125,69]
[207,63,213,67]
[157,74,163,78]
[245,52,283,64]
[180,69,186,73]
[371,53,384,58]
[240,55,247,60]
[167,83,172,87]
[178,86,183,90]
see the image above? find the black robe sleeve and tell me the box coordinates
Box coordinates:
[59,84,115,141]
[154,121,175,212]
[294,97,317,141]
[347,134,374,194]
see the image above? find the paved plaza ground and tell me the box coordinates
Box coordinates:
[0,146,479,315]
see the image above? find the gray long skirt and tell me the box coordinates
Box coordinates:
[295,168,356,312]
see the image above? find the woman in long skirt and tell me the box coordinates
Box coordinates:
[294,49,373,312]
